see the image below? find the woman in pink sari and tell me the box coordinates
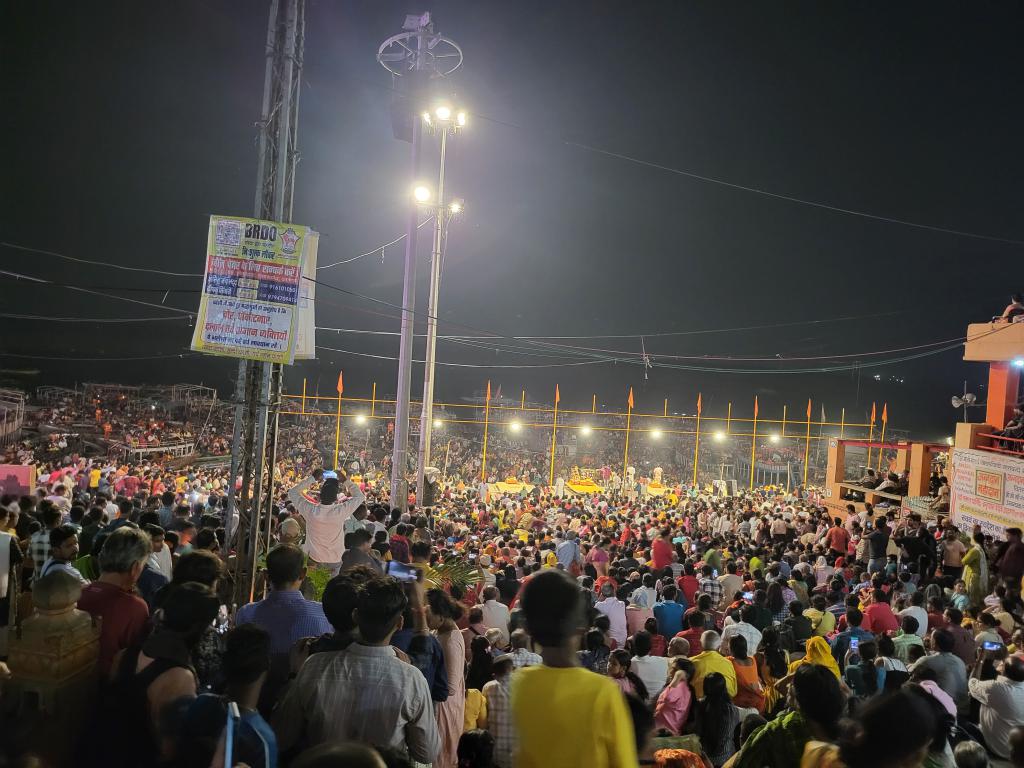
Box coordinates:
[427,589,467,768]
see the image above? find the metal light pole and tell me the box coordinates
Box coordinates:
[416,109,466,502]
[378,14,462,512]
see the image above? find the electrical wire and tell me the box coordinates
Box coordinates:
[0,270,196,316]
[0,312,189,323]
[316,217,434,269]
[0,351,197,362]
[315,344,613,368]
[0,241,204,277]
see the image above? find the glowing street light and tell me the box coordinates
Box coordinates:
[945,436,954,446]
[714,431,726,442]
[434,104,452,121]
[449,199,463,214]
[413,184,431,203]
[509,419,522,433]
[650,429,663,439]
[355,414,367,425]
[433,419,443,429]
[580,424,592,436]
[456,110,467,127]
[769,434,780,444]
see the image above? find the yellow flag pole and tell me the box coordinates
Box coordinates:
[549,388,559,487]
[370,381,376,417]
[301,377,307,416]
[592,394,597,414]
[692,404,701,488]
[521,390,526,410]
[840,407,846,439]
[623,404,633,481]
[481,381,491,482]
[727,402,732,434]
[749,400,758,490]
[333,391,343,469]
[782,404,787,438]
[803,401,812,487]
[664,398,669,417]
[866,416,875,470]
[876,420,887,473]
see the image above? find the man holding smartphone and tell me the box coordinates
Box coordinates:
[287,467,366,576]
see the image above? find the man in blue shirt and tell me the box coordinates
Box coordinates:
[831,608,874,671]
[653,583,687,637]
[236,543,331,703]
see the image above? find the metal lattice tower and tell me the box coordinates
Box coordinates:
[227,0,305,607]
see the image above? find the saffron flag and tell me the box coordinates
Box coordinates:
[697,392,702,415]
[627,387,634,410]
[806,398,812,420]
[555,384,560,405]
[486,380,491,401]
[882,403,888,423]
[754,396,759,418]
[336,371,343,395]
[870,402,877,423]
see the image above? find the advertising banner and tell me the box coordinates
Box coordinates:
[950,447,1024,541]
[191,216,312,364]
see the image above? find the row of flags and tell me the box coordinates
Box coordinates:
[482,380,889,424]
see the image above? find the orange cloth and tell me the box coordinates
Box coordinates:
[729,657,765,713]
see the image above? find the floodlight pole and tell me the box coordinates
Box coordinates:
[415,125,448,501]
[379,14,463,513]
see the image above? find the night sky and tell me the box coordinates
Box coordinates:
[3,1,1022,439]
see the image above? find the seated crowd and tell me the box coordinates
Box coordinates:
[2,457,1024,768]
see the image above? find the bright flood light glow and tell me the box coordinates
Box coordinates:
[650,429,663,439]
[435,105,452,120]
[770,434,780,443]
[449,201,462,214]
[1014,358,1024,368]
[713,431,726,442]
[580,425,592,436]
[355,414,367,425]
[946,436,954,446]
[413,185,431,202]
[509,419,522,432]
[433,419,443,429]
[456,111,467,126]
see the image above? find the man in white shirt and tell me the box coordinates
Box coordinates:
[721,605,763,654]
[286,468,365,575]
[898,592,930,639]
[595,582,627,647]
[968,655,1024,760]
[630,630,668,704]
[717,562,744,609]
[146,525,173,578]
[478,586,511,646]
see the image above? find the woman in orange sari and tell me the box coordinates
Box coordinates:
[754,627,790,715]
[726,635,764,713]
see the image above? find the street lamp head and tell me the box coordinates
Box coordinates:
[650,428,663,439]
[355,414,367,425]
[456,111,467,127]
[449,199,463,215]
[713,431,726,442]
[509,419,522,433]
[580,425,592,436]
[433,419,443,429]
[421,111,431,126]
[413,184,432,203]
[434,105,452,121]
[769,434,780,444]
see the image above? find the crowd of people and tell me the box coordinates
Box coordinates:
[3,424,1024,768]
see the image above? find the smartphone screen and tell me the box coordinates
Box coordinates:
[742,591,754,601]
[387,561,420,582]
[849,637,859,651]
[225,701,240,767]
[982,640,1002,651]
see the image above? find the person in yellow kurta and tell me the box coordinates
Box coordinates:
[512,570,638,768]
[961,531,989,608]
[689,630,738,698]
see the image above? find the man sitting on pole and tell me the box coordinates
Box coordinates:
[287,467,365,576]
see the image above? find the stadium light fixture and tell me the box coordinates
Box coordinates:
[580,424,592,436]
[650,429,663,439]
[769,434,780,443]
[433,419,443,429]
[413,184,432,203]
[509,419,522,433]
[355,414,367,425]
[713,431,726,442]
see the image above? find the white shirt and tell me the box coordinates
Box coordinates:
[595,597,628,647]
[148,544,173,578]
[721,621,763,656]
[968,677,1024,759]
[480,599,511,646]
[631,654,669,703]
[899,606,929,638]
[286,476,365,565]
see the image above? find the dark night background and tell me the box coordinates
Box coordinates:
[2,1,1022,441]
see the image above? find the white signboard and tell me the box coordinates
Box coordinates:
[949,447,1024,541]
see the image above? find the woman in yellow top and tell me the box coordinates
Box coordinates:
[787,636,841,680]
[463,687,487,732]
[754,627,790,715]
[961,531,989,608]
